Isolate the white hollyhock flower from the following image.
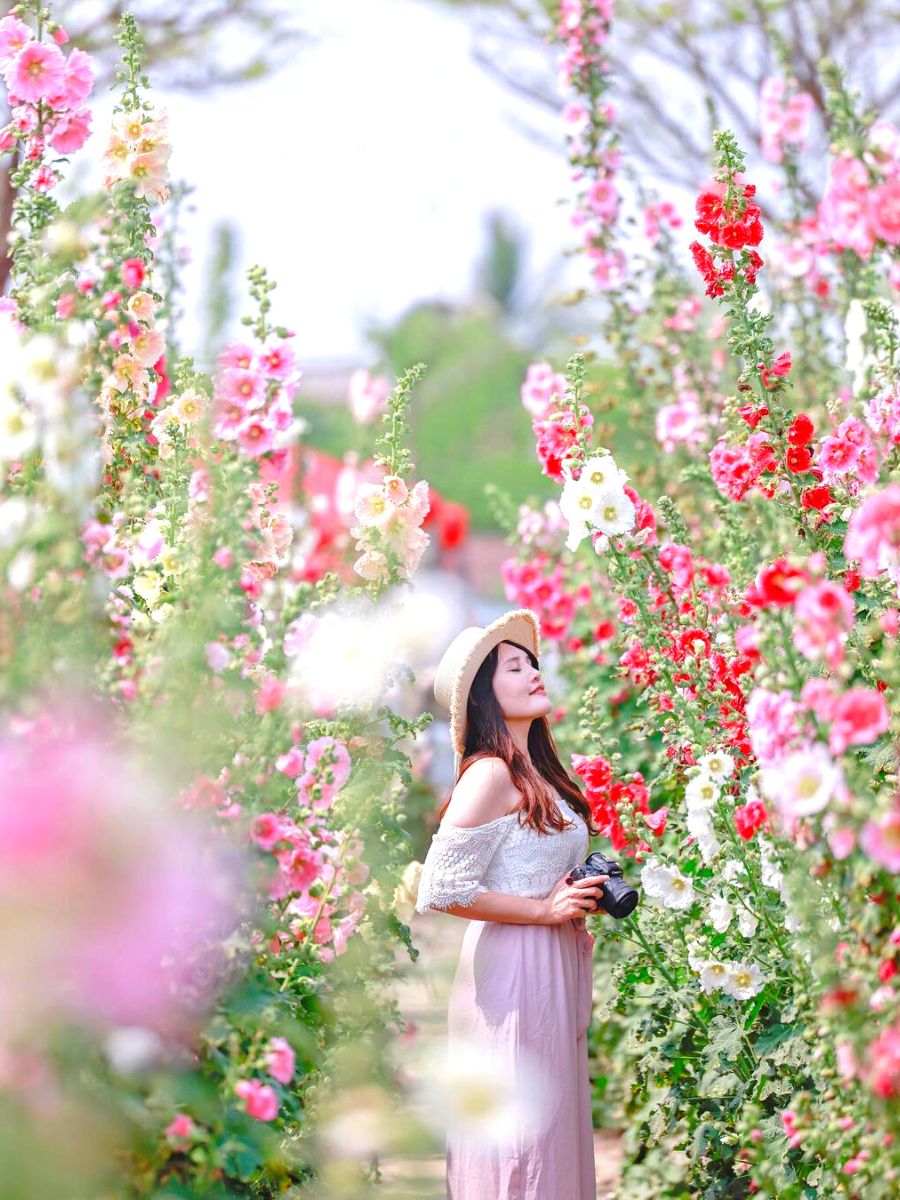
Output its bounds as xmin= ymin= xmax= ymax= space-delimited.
xmin=640 ymin=859 xmax=695 ymax=909
xmin=698 ymin=960 xmax=731 ymax=993
xmin=685 ymin=772 xmax=720 ymax=811
xmin=708 ymin=894 xmax=733 ymax=933
xmin=758 ymin=838 xmax=784 ymax=890
xmin=687 ymin=807 xmax=721 ymax=863
xmin=560 ymin=453 xmax=633 ymax=552
xmin=723 ymin=962 xmax=764 ymax=1000
xmin=737 ymin=908 xmax=759 ymax=938
xmin=760 ymin=744 xmax=842 ymax=818
xmin=721 ymin=858 xmax=747 ymax=883
xmin=697 ymin=751 xmax=735 ymax=782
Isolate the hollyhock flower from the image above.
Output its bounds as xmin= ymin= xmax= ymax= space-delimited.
xmin=869 ymin=179 xmax=900 ymax=245
xmin=533 ymin=408 xmax=593 ymax=483
xmin=7 ymin=42 xmax=66 ymax=103
xmin=521 ymin=362 xmax=567 ymax=419
xmin=697 ymin=750 xmax=735 ymax=782
xmin=865 ymin=385 xmax=900 ymax=445
xmin=353 ymin=549 xmax=390 ymax=583
xmin=828 ymin=687 xmax=890 ymax=755
xmin=265 ymin=1037 xmax=296 ymax=1085
xmin=251 ymin=813 xmax=285 ymax=851
xmin=0 ymin=16 xmax=31 ymax=68
xmin=49 ymin=107 xmax=91 ymax=154
xmin=559 ymin=454 xmax=633 ymax=551
xmin=234 ymin=1079 xmax=278 ymax=1122
xmin=863 ymin=1022 xmax=900 ymax=1097
xmin=709 ymin=433 xmax=775 ymax=502
xmin=698 ymin=960 xmax=730 ymax=993
xmin=844 ymin=484 xmax=900 ymax=579
xmin=819 ymin=155 xmax=874 ymax=258
xmin=685 ymin=773 xmax=720 ymax=811
xmin=708 ymin=894 xmax=733 ymax=932
xmin=305 ymin=737 xmax=352 ymax=789
xmin=723 ymin=962 xmax=764 ymax=1000
xmin=759 ymin=351 xmax=792 ymax=389
xmin=58 ymin=46 xmax=93 ymax=107
xmin=861 ymin=813 xmax=900 ymax=873
xmin=746 ymin=687 xmax=808 ymax=766
xmin=640 ymin=859 xmax=695 ymax=909
xmin=734 ymin=798 xmax=768 ymax=841
xmin=751 ymin=557 xmax=809 ymax=607
xmin=236 ymin=415 xmax=275 ymax=458
xmin=792 ymin=580 xmax=855 ymax=668
xmin=759 ymin=744 xmax=842 ymax=818
xmin=260 ymin=340 xmax=295 ymax=380
xmin=164 ymin=1114 xmax=197 ymax=1144
xmin=655 ymin=391 xmax=708 ymax=453
xmin=348 ymin=369 xmax=390 ymax=423
xmin=354 ymin=483 xmax=396 ymax=528
xmin=687 ymin=807 xmax=721 ymax=863
xmin=737 ymin=909 xmax=759 ymax=937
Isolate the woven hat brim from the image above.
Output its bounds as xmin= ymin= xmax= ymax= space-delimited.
xmin=442 ymin=609 xmax=540 ymax=756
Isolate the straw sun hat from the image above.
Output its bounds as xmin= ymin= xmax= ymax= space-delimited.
xmin=433 ymin=608 xmax=541 ymax=760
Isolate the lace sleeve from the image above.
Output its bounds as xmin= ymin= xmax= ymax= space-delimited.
xmin=415 ymin=816 xmax=515 ymax=914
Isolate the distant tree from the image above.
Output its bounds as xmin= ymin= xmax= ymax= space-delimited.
xmin=431 ymin=1 xmax=900 ymax=211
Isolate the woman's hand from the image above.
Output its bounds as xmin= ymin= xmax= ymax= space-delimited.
xmin=538 ymin=871 xmax=609 ymax=925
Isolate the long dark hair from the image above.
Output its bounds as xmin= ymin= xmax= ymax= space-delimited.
xmin=439 ymin=640 xmax=598 ymax=837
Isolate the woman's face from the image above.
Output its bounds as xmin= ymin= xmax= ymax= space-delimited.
xmin=491 ymin=641 xmax=551 ymax=722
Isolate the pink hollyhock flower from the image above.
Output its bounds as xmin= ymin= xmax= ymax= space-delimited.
xmin=236 ymin=415 xmax=275 ymax=458
xmin=655 ymin=391 xmax=707 ymax=454
xmin=864 ymin=1021 xmax=900 ymax=1097
xmin=296 ymin=771 xmax=337 ymax=812
xmin=0 ymin=16 xmax=31 ymax=68
xmin=521 ymin=361 xmax=567 ymax=420
xmin=869 ymin=179 xmax=900 ymax=245
xmin=275 ymin=746 xmax=305 ymax=777
xmin=844 ymin=484 xmax=900 ymax=578
xmin=164 ymin=1114 xmax=197 ymax=1143
xmin=7 ymin=42 xmax=66 ymax=103
xmin=828 ymin=686 xmax=890 ymax=755
xmin=218 ymin=342 xmax=255 ymax=371
xmin=205 ymin=641 xmax=231 ymax=673
xmin=305 ymin=736 xmax=352 ymax=789
xmin=255 ymin=674 xmax=286 ymax=715
xmin=801 ymin=676 xmax=839 ymax=722
xmin=265 ymin=1037 xmax=296 ymax=1085
xmin=827 ymin=827 xmax=856 ymax=860
xmin=49 ymin=107 xmax=91 ymax=154
xmin=348 ymin=368 xmax=390 ymax=424
xmin=216 ymin=366 xmax=265 ymax=409
xmin=861 ymin=812 xmax=900 ymax=872
xmin=58 ymin=46 xmax=93 ymax=107
xmin=251 ymin=813 xmax=285 ymax=851
xmin=211 ymin=545 xmax=233 ymax=568
xmin=55 ymin=292 xmax=76 ymax=319
xmin=234 ymin=1079 xmax=278 ymax=1121
xmin=260 ymin=341 xmax=295 ymax=380
xmin=745 ymin=687 xmax=808 ymax=767
xmin=122 ymin=257 xmax=145 ymax=288
xmin=792 ymin=580 xmax=855 ymax=668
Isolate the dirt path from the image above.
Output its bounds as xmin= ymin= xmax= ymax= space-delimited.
xmin=377 ymin=911 xmax=624 ymax=1198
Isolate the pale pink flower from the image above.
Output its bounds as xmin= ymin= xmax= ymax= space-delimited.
xmin=130 ymin=326 xmax=165 ymax=368
xmin=275 ymin=746 xmax=305 ymax=777
xmin=383 ymin=474 xmax=408 ymax=505
xmin=6 ymin=43 xmax=66 ymax=103
xmin=521 ymin=362 xmax=567 ymax=420
xmin=844 ymin=484 xmax=900 ymax=578
xmin=0 ymin=16 xmax=31 ymax=68
xmin=218 ymin=343 xmax=255 ymax=371
xmin=217 ymin=366 xmax=265 ymax=410
xmin=57 ymin=46 xmax=93 ymax=107
xmin=259 ymin=341 xmax=296 ymax=380
xmin=353 ymin=549 xmax=390 ymax=583
xmin=348 ymin=368 xmax=390 ymax=424
xmin=827 ymin=827 xmax=856 ymax=860
xmin=655 ymin=391 xmax=708 ymax=454
xmin=205 ymin=641 xmax=231 ymax=673
xmin=869 ymin=180 xmax=900 ymax=245
xmin=354 ymin=483 xmax=395 ymax=528
xmin=255 ymin=675 xmax=286 ymax=715
xmin=265 ymin=1037 xmax=296 ymax=1085
xmin=128 ymin=149 xmax=170 ymax=202
xmin=828 ymin=687 xmax=891 ymax=755
xmin=746 ymin=687 xmax=808 ymax=767
xmin=234 ymin=1079 xmax=278 ymax=1121
xmin=407 ymin=478 xmax=431 ymax=524
xmin=801 ymin=676 xmax=839 ymax=722
xmin=211 ymin=545 xmax=233 ymax=568
xmin=792 ymin=580 xmax=855 ymax=668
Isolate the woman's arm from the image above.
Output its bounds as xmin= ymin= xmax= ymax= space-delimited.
xmin=440 ymin=875 xmax=605 ymax=925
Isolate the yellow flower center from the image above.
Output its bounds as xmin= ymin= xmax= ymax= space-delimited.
xmin=578 ymin=495 xmax=592 ymax=511
xmin=602 ymin=503 xmax=618 ymax=521
xmin=590 ymin=470 xmax=608 ymax=485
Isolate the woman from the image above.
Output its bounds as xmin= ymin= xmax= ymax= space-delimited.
xmin=416 ymin=608 xmax=607 ymax=1200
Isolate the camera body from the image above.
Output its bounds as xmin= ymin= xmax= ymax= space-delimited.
xmin=568 ymin=851 xmax=639 ymax=919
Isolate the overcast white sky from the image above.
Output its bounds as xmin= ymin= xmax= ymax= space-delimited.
xmin=148 ymin=0 xmax=574 ymax=365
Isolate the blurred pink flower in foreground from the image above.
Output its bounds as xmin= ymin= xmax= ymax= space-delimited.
xmin=0 ymin=702 xmax=247 ymax=1040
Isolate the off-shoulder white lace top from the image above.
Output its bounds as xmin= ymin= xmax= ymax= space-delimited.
xmin=415 ymin=788 xmax=590 ymax=914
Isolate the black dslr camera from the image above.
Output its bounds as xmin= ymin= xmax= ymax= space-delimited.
xmin=569 ymin=852 xmax=639 ymax=919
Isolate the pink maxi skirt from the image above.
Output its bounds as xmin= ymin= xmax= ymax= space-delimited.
xmin=446 ymin=916 xmax=596 ymax=1200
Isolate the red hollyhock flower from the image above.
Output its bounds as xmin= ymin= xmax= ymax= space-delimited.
xmin=751 ymin=557 xmax=809 ymax=607
xmin=737 ymin=403 xmax=769 ymax=428
xmin=644 ymin=807 xmax=668 ymax=836
xmin=787 ymin=413 xmax=815 ymax=445
xmin=744 ymin=248 xmax=764 ymax=285
xmin=801 ymin=484 xmax=832 ymax=511
xmin=734 ymin=798 xmax=768 ymax=840
xmin=786 ymin=445 xmax=812 ymax=473
xmin=759 ymin=351 xmax=792 ymax=389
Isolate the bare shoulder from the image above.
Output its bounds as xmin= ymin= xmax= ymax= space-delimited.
xmin=442 ymin=757 xmax=521 ymax=828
